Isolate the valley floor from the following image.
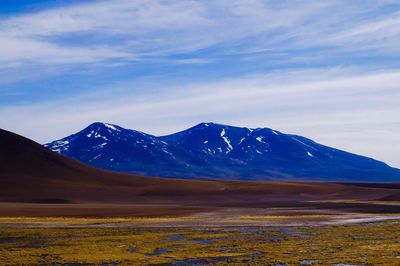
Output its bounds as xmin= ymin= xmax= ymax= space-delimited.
xmin=1 ymin=217 xmax=400 ymax=265
xmin=1 ymin=200 xmax=400 ymax=265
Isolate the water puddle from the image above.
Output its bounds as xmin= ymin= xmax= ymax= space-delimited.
xmin=251 ymin=251 xmax=263 ymax=258
xmin=167 ymin=234 xmax=215 ymax=245
xmin=25 ymin=242 xmax=48 ymax=248
xmin=299 ymin=259 xmax=318 ymax=265
xmin=171 ymin=256 xmax=230 ymax=265
xmin=0 ymin=238 xmax=15 ymax=244
xmin=128 ymin=246 xmax=137 ymax=253
xmin=145 ymin=248 xmax=169 ymax=257
xmin=238 ymin=227 xmax=310 ymax=242
xmin=191 ymin=239 xmax=214 ymax=244
xmin=281 ymin=228 xmax=311 ymax=238
xmin=168 ymin=234 xmax=184 ymax=241
xmin=238 ymin=228 xmax=258 ymax=233
xmin=269 ymin=236 xmax=284 ymax=242
xmin=331 ymin=215 xmax=400 ymax=225
xmin=219 ymin=246 xmax=231 ymax=253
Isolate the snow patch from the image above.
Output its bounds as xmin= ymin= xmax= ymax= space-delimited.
xmin=162 ymin=148 xmax=175 ymax=159
xmin=47 ymin=140 xmax=70 ymax=153
xmin=256 ymin=136 xmax=265 ymax=143
xmin=220 ymin=129 xmax=233 ymax=152
xmin=87 ymin=130 xmax=94 ymax=138
xmin=87 ymin=130 xmax=108 ymax=141
xmin=292 ymin=137 xmax=317 ymax=151
xmin=91 ymin=154 xmax=102 ymax=161
xmin=103 ymin=123 xmax=118 ymax=131
xmin=50 ymin=140 xmax=69 ymax=147
xmin=95 ymin=143 xmax=108 ymax=149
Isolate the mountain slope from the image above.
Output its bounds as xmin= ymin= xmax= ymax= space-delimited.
xmin=45 ymin=122 xmax=400 ymax=182
xmin=7 ymin=128 xmax=399 ymax=206
xmin=46 ymin=122 xmax=194 ymax=177
xmin=0 ymin=127 xmax=229 ymax=203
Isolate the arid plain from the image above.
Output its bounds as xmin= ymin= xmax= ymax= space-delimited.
xmin=2 ymin=129 xmax=400 ymax=265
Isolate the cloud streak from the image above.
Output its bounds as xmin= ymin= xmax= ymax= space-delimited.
xmin=1 ymin=68 xmax=399 ymax=167
xmin=0 ymin=1 xmax=399 ymax=167
xmin=1 ymin=0 xmax=400 ymax=68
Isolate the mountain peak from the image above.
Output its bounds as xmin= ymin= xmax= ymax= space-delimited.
xmin=192 ymin=122 xmax=253 ymax=131
xmin=193 ymin=122 xmax=224 ymax=129
xmin=85 ymin=122 xmax=121 ymax=131
xmin=45 ymin=122 xmax=400 ymax=182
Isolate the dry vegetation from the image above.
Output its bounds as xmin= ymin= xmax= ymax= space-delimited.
xmin=1 ymin=218 xmax=400 ymax=265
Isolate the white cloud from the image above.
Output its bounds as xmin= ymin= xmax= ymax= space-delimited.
xmin=1 ymin=0 xmax=399 ymax=68
xmin=0 ymin=0 xmax=211 ymax=66
xmin=1 ymin=68 xmax=399 ymax=167
xmin=1 ymin=1 xmax=399 ymax=168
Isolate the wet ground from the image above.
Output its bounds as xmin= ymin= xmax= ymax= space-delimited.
xmin=1 ymin=201 xmax=400 ymax=265
xmin=1 ymin=218 xmax=400 ymax=265
xmin=2 ymin=205 xmax=400 ymax=229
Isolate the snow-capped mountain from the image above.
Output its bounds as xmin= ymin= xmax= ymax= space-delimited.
xmin=45 ymin=122 xmax=400 ymax=181
xmin=44 ymin=122 xmax=194 ymax=176
xmin=160 ymin=123 xmax=251 ymax=158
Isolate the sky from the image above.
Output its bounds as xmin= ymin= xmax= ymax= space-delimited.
xmin=0 ymin=0 xmax=399 ymax=167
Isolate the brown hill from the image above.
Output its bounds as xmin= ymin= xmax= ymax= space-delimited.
xmin=0 ymin=128 xmax=230 ymax=203
xmin=1 ymin=128 xmax=400 ymax=216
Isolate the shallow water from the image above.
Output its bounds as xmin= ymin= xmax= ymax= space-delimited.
xmin=337 ymin=215 xmax=400 ymax=224
xmin=0 ymin=238 xmax=14 ymax=244
xmin=190 ymin=239 xmax=214 ymax=244
xmin=171 ymin=256 xmax=230 ymax=265
xmin=145 ymin=248 xmax=169 ymax=257
xmin=299 ymin=259 xmax=318 ymax=265
xmin=26 ymin=242 xmax=48 ymax=248
xmin=128 ymin=246 xmax=137 ymax=253
xmin=168 ymin=234 xmax=184 ymax=241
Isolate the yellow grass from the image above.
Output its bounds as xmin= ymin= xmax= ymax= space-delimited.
xmin=1 ymin=218 xmax=400 ymax=265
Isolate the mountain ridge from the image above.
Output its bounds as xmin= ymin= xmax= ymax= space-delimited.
xmin=45 ymin=122 xmax=400 ymax=182
xmin=4 ymin=127 xmax=400 ymax=214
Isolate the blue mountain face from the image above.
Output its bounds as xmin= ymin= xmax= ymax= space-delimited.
xmin=45 ymin=122 xmax=400 ymax=182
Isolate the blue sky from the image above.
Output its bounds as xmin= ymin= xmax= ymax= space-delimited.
xmin=0 ymin=0 xmax=399 ymax=167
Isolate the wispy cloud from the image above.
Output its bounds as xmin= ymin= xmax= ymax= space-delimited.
xmin=1 ymin=67 xmax=399 ymax=166
xmin=1 ymin=0 xmax=399 ymax=68
xmin=0 ymin=0 xmax=217 ymax=66
xmin=0 ymin=1 xmax=399 ymax=167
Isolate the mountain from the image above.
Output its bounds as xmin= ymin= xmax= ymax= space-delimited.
xmin=45 ymin=122 xmax=400 ymax=182
xmin=0 ymin=127 xmax=209 ymax=203
xmin=0 ymin=127 xmax=308 ymax=204
xmin=7 ymin=127 xmax=399 ymax=210
xmin=45 ymin=122 xmax=194 ymax=177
